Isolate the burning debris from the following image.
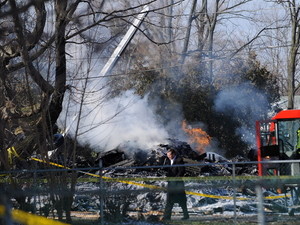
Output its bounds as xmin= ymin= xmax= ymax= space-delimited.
xmin=94 ymin=138 xmax=254 ymax=178
xmin=182 ymin=120 xmax=211 ymax=155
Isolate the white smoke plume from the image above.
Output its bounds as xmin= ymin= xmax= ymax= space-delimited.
xmin=213 ymin=82 xmax=270 ymax=147
xmin=60 ymin=90 xmax=170 ymax=152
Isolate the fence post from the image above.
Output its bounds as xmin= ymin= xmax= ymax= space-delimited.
xmin=232 ymin=163 xmax=237 ymax=224
xmin=255 ymin=184 xmax=265 ymax=225
xmin=33 ymin=164 xmax=37 ymax=214
xmin=99 ymin=159 xmax=104 ymax=225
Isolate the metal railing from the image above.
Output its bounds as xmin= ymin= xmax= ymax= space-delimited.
xmin=1 ymin=159 xmax=300 ymax=224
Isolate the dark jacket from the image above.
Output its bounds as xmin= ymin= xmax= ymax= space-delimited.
xmin=165 ymin=156 xmax=185 ymax=177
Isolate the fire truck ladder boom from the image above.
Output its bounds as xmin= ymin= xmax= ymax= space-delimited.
xmin=99 ymin=5 xmax=149 ymax=77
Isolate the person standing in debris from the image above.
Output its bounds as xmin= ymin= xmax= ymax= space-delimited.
xmin=163 ymin=148 xmax=189 ymax=220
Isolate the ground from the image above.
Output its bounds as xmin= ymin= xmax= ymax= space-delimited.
xmin=70 ymin=211 xmax=300 ymax=225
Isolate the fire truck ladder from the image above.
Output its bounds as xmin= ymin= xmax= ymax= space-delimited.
xmin=99 ymin=5 xmax=149 ymax=77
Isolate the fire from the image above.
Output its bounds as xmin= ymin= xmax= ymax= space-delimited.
xmin=182 ymin=120 xmax=211 ymax=154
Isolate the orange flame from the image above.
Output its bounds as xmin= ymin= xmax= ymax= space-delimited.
xmin=182 ymin=120 xmax=211 ymax=154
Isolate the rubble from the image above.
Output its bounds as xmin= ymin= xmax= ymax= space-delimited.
xmin=69 ymin=138 xmax=296 ymax=223
xmin=5 ymin=137 xmax=296 ymax=224
xmin=95 ymin=138 xmax=254 ymax=178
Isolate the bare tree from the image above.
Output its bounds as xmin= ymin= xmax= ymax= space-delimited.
xmin=0 ymin=0 xmax=182 ymax=221
xmin=180 ymin=0 xmax=198 ymax=64
xmin=285 ymin=0 xmax=300 ymax=109
xmin=257 ymin=0 xmax=300 ymax=108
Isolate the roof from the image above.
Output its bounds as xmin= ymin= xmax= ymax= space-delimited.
xmin=272 ymin=109 xmax=300 ymax=120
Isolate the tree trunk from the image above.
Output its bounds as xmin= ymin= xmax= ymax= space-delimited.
xmin=287 ymin=0 xmax=300 ymax=109
xmin=48 ymin=0 xmax=68 ymax=127
xmin=180 ymin=0 xmax=198 ymax=65
xmin=208 ymin=0 xmax=219 ymax=83
xmin=167 ymin=0 xmax=174 ymax=43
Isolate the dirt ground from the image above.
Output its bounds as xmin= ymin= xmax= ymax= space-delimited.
xmin=70 ymin=211 xmax=300 ymax=225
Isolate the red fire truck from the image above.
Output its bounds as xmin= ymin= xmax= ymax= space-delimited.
xmin=256 ymin=109 xmax=300 ymax=215
xmin=256 ymin=109 xmax=300 ymax=176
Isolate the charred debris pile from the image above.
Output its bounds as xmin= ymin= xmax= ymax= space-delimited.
xmin=8 ymin=136 xmax=256 ymax=178
xmin=92 ymin=139 xmax=257 ymax=178
xmin=73 ymin=140 xmax=293 ymax=220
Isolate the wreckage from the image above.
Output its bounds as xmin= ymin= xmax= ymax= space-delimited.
xmin=68 ymin=139 xmax=293 ymax=223
xmin=2 ymin=132 xmax=297 ymax=224
xmin=94 ymin=138 xmax=255 ymax=177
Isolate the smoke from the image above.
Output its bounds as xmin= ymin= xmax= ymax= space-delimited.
xmin=213 ymin=82 xmax=269 ymax=147
xmin=60 ymin=90 xmax=171 ymax=152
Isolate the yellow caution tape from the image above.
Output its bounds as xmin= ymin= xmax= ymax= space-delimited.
xmin=185 ymin=191 xmax=249 ymax=200
xmin=12 ymin=209 xmax=70 ymax=225
xmin=7 ymin=146 xmax=19 ymax=165
xmin=31 ymin=158 xmax=67 ymax=169
xmin=30 ymin=157 xmax=163 ymax=190
xmin=0 ymin=155 xmax=292 ymax=201
xmin=0 ymin=205 xmax=5 ymax=216
xmin=5 ymin=148 xmax=292 ymax=201
xmin=0 ymin=205 xmax=70 ymax=225
xmin=30 ymin=157 xmax=290 ymax=200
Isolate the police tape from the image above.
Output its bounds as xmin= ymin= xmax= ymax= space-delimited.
xmin=4 ymin=147 xmax=289 ymax=201
xmin=0 ymin=205 xmax=70 ymax=225
xmin=29 ymin=157 xmax=291 ymax=201
xmin=0 ymin=205 xmax=4 ymax=216
xmin=30 ymin=157 xmax=164 ymax=190
xmin=0 ymin=156 xmax=293 ymax=201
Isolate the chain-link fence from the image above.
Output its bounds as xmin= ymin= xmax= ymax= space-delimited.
xmin=1 ymin=160 xmax=300 ymax=225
